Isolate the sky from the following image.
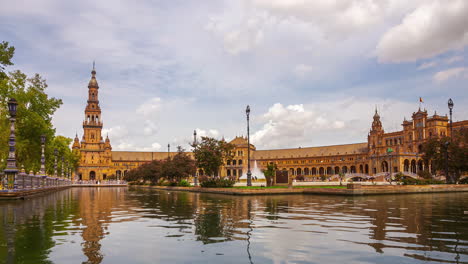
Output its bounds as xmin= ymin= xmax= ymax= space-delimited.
xmin=1 ymin=0 xmax=467 ymax=151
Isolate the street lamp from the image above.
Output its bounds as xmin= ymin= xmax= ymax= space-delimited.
xmin=4 ymin=98 xmax=18 ymax=190
xmin=246 ymin=105 xmax=252 ymax=186
xmin=386 ymin=147 xmax=393 ymax=184
xmin=167 ymin=143 xmax=170 ymax=159
xmin=445 ymin=141 xmax=450 ymax=184
xmin=193 ymin=130 xmax=198 ymax=187
xmin=39 ymin=135 xmax=47 ymax=187
xmin=448 ymin=98 xmax=454 ymax=141
xmin=54 ymin=148 xmax=58 ymax=186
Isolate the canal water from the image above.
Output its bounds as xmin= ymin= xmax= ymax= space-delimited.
xmin=0 ymin=187 xmax=467 ymax=264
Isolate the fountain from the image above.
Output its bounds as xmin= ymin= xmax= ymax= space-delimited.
xmin=239 ymin=160 xmax=266 ymax=182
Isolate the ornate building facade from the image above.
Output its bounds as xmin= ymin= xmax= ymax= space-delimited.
xmin=73 ymin=68 xmax=467 ymax=181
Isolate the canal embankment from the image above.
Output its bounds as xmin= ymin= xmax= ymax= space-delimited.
xmin=0 ymin=186 xmax=71 ymax=200
xmin=132 ymin=184 xmax=468 ymax=196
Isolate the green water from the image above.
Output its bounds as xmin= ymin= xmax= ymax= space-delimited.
xmin=0 ymin=187 xmax=467 ymax=264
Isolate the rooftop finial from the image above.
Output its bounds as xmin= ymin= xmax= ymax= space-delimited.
xmin=93 ymin=60 xmax=95 ymax=70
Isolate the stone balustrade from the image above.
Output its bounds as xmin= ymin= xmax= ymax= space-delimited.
xmin=0 ymin=172 xmax=73 ymax=192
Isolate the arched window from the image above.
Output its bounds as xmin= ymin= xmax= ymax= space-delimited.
xmin=233 ymin=160 xmax=237 ymax=166
xmin=227 ymin=169 xmax=231 ymax=176
xmin=227 ymin=160 xmax=231 ymax=166
xmin=238 ymin=159 xmax=242 ymax=165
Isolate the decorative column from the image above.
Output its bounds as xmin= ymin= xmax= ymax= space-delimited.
xmin=61 ymin=156 xmax=65 ymax=186
xmin=65 ymin=161 xmax=69 ymax=184
xmin=39 ymin=135 xmax=47 ymax=188
xmin=54 ymin=148 xmax=58 ymax=186
xmin=4 ymin=98 xmax=18 ymax=190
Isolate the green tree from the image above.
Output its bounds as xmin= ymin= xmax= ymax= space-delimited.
xmin=191 ymin=137 xmax=234 ymax=177
xmin=0 ymin=41 xmax=76 ymax=174
xmin=1 ymin=71 xmax=63 ymax=173
xmin=262 ymin=162 xmax=277 ymax=187
xmin=421 ymin=128 xmax=468 ymax=183
xmin=0 ymin=41 xmax=15 ymax=80
xmin=161 ymin=146 xmax=196 ymax=183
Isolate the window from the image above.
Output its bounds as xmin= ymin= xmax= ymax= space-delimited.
xmin=227 ymin=160 xmax=231 ymax=166
xmin=233 ymin=160 xmax=237 ymax=166
xmin=239 ymin=159 xmax=243 ymax=165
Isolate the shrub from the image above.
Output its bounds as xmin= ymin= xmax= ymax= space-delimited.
xmin=401 ymin=177 xmax=444 ymax=185
xmin=417 ymin=170 xmax=433 ymax=179
xmin=394 ymin=172 xmax=405 ymax=182
xmin=459 ymin=177 xmax=468 ymax=184
xmin=320 ymin=175 xmax=327 ymax=181
xmin=157 ymin=178 xmax=170 ymax=186
xmin=178 ymin=179 xmax=191 ymax=187
xmin=295 ymin=175 xmax=304 ymax=181
xmin=199 ymin=177 xmax=235 ymax=188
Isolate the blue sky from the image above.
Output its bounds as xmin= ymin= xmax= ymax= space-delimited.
xmin=1 ymin=0 xmax=467 ymax=151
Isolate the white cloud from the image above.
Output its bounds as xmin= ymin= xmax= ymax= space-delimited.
xmin=143 ymin=120 xmax=158 ymax=136
xmin=293 ymin=64 xmax=314 ymax=78
xmin=433 ymin=67 xmax=468 ymax=82
xmin=252 ymin=103 xmax=348 ymax=149
xmin=251 ymin=0 xmax=392 ymax=37
xmin=377 ymin=0 xmax=468 ymax=62
xmin=102 ymin=126 xmax=128 ymax=141
xmin=417 ymin=61 xmax=437 ymax=70
xmin=135 ymin=142 xmax=162 ymax=151
xmin=136 ymin=97 xmax=162 ymax=117
xmin=195 ymin=128 xmax=221 ymax=138
xmin=445 ymin=55 xmax=463 ymax=64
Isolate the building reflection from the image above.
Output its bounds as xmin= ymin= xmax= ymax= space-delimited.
xmin=1 ymin=188 xmax=466 ymax=264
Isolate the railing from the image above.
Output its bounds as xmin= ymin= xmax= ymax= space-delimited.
xmin=0 ymin=171 xmax=72 ymax=192
xmin=72 ymin=180 xmax=127 ymax=185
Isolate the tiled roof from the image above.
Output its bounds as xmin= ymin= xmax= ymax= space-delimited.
xmin=252 ymin=143 xmax=368 ymax=159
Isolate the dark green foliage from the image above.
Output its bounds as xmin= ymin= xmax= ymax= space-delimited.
xmin=0 ymin=41 xmax=15 ymax=80
xmin=178 ymin=179 xmax=191 ymax=187
xmin=191 ymin=136 xmax=234 ymax=177
xmin=459 ymin=177 xmax=468 ymax=184
xmin=262 ymin=162 xmax=277 ymax=186
xmin=199 ymin=176 xmax=235 ymax=188
xmin=421 ymin=128 xmax=468 ymax=183
xmin=0 ymin=42 xmax=76 ymax=174
xmin=417 ymin=170 xmax=433 ymax=179
xmin=124 ymin=147 xmax=196 ymax=185
xmin=400 ymin=177 xmax=444 ymax=185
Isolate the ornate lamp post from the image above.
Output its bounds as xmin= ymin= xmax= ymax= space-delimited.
xmin=246 ymin=105 xmax=252 ymax=186
xmin=445 ymin=141 xmax=450 ymax=184
xmin=448 ymin=98 xmax=454 ymax=141
xmin=193 ymin=130 xmax=198 ymax=187
xmin=54 ymin=148 xmax=58 ymax=186
xmin=4 ymin=98 xmax=18 ymax=190
xmin=65 ymin=161 xmax=69 ymax=183
xmin=40 ymin=135 xmax=47 ymax=187
xmin=387 ymin=147 xmax=393 ymax=184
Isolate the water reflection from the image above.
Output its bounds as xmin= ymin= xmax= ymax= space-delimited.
xmin=0 ymin=187 xmax=467 ymax=264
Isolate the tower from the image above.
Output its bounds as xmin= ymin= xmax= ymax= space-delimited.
xmin=76 ymin=65 xmax=112 ymax=181
xmin=368 ymin=108 xmax=384 ymax=151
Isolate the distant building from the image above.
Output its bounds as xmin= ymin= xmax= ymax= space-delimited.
xmin=73 ymin=68 xmax=467 ymax=181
